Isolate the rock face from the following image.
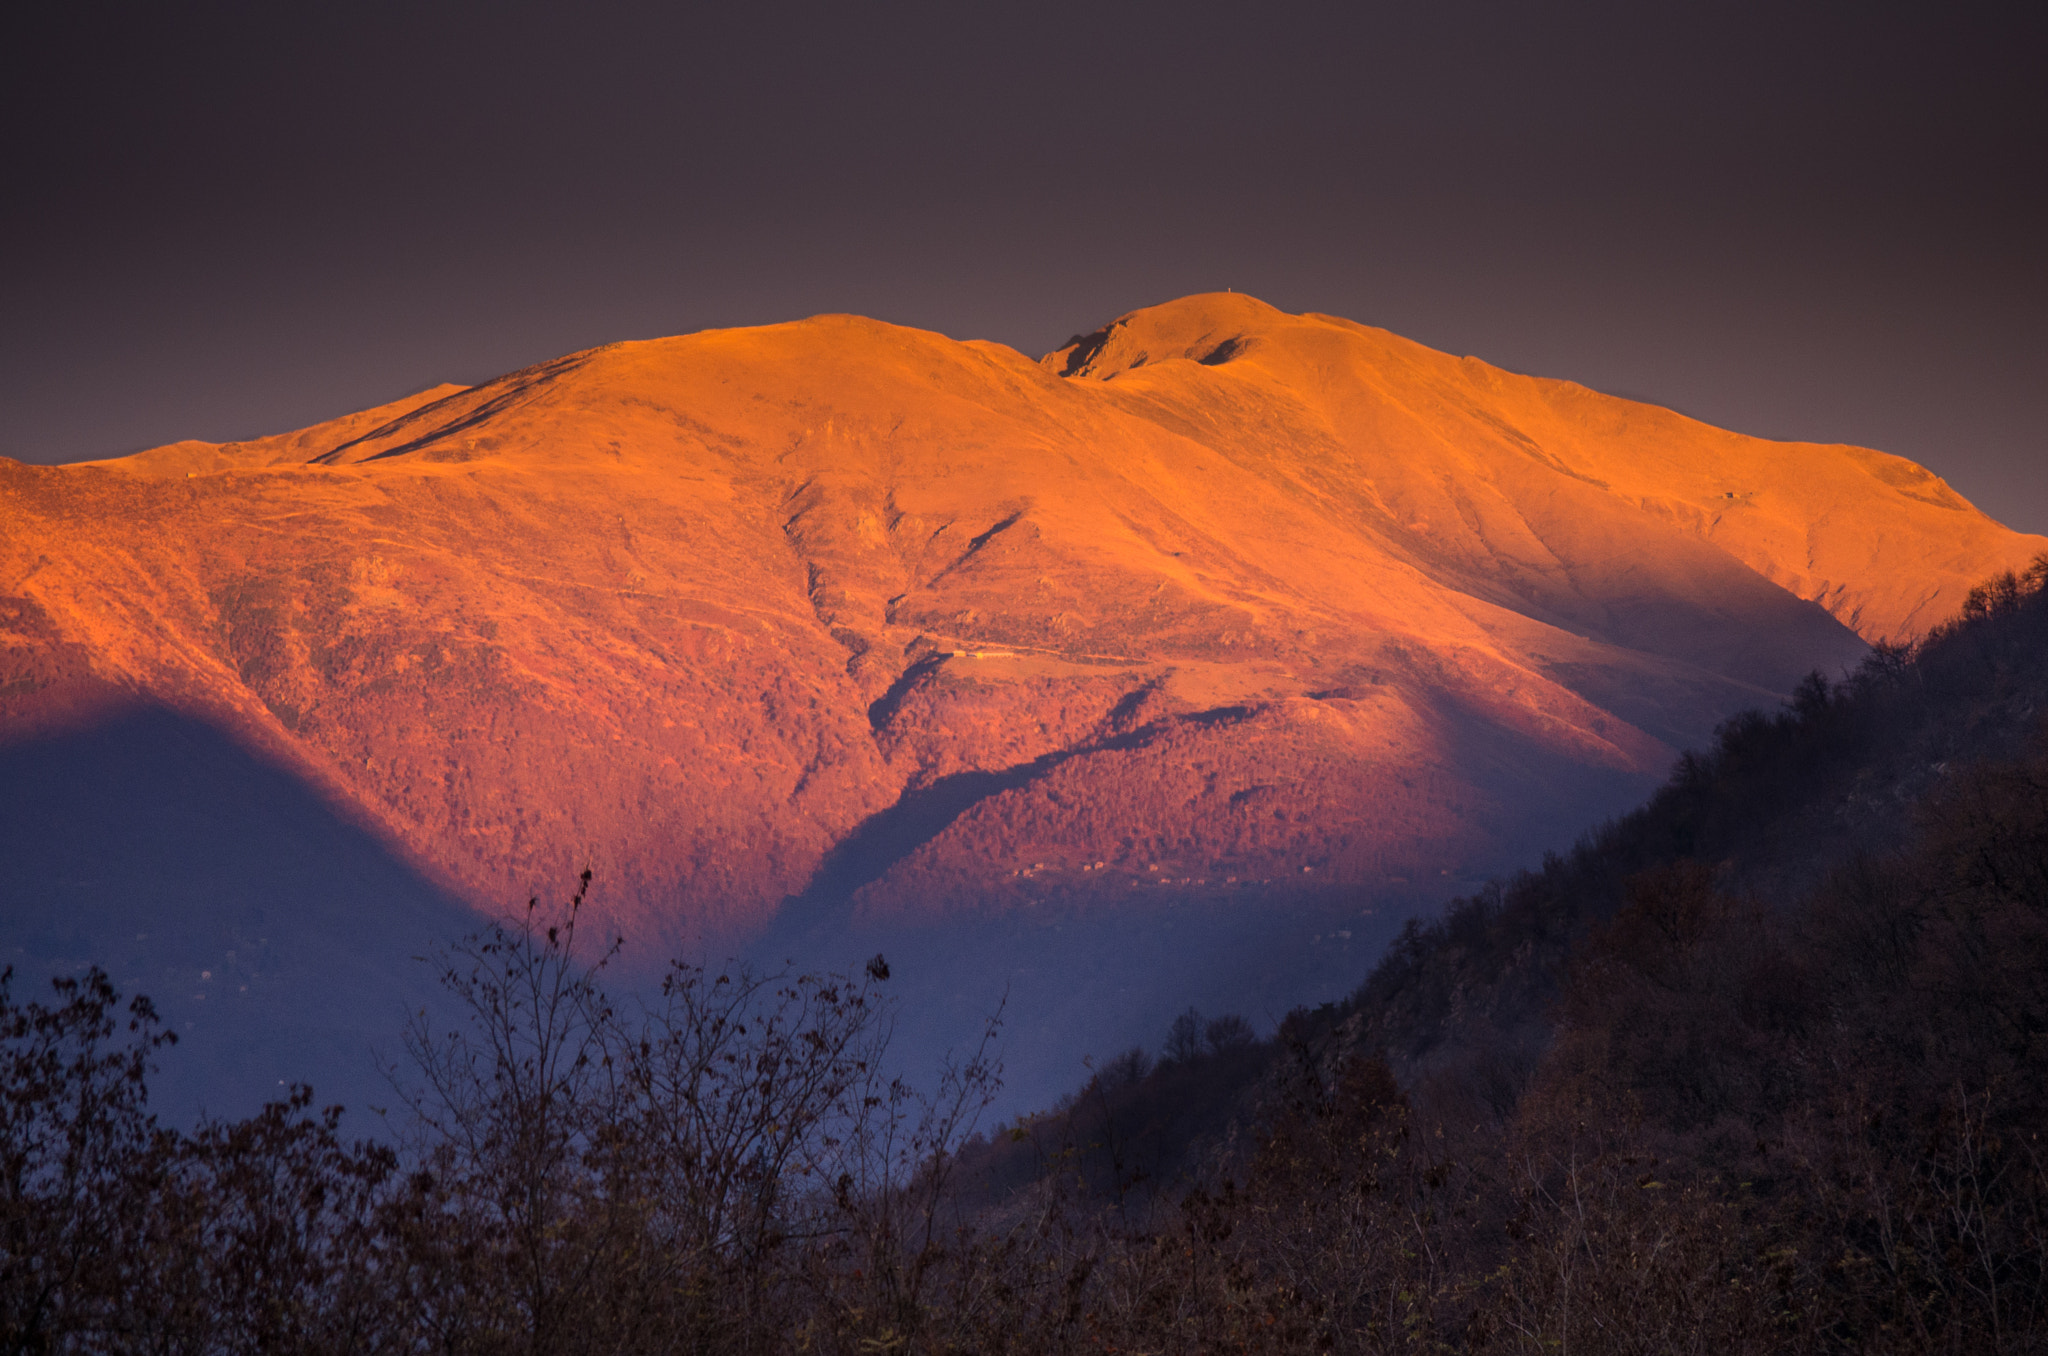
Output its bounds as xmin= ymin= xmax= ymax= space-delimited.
xmin=3 ymin=293 xmax=2040 ymax=972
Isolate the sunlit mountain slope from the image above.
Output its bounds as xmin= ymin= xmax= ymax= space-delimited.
xmin=3 ymin=294 xmax=2037 ymax=963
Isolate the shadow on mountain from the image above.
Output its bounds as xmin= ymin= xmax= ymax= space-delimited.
xmin=866 ymin=652 xmax=948 ymax=733
xmin=758 ymin=694 xmax=1644 ymax=1119
xmin=0 ymin=704 xmax=478 ymax=1130
xmin=773 ymin=706 xmax=1260 ymax=945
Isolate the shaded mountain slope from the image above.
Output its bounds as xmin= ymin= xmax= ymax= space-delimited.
xmin=0 ymin=698 xmax=474 ymax=1124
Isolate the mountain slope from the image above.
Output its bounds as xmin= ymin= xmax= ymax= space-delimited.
xmin=2 ymin=293 xmax=2039 ymax=1107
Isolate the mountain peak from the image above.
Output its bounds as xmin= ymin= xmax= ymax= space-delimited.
xmin=1042 ymin=291 xmax=1290 ymax=378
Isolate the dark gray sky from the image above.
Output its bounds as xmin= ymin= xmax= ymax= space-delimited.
xmin=5 ymin=1 xmax=2043 ymax=531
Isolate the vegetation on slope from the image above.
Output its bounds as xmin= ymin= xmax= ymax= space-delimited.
xmin=1348 ymin=552 xmax=2048 ymax=1090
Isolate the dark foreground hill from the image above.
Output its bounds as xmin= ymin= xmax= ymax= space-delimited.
xmin=1348 ymin=551 xmax=2048 ymax=1095
xmin=8 ymin=559 xmax=2044 ymax=1353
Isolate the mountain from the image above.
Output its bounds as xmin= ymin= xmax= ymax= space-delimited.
xmin=2 ymin=293 xmax=2039 ymax=1114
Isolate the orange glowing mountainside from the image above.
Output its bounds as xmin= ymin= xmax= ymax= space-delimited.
xmin=4 ymin=293 xmax=2039 ymax=954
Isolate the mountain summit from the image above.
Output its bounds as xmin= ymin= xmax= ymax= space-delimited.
xmin=3 ymin=294 xmax=2039 ymax=1111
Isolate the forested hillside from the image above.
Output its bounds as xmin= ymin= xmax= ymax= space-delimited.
xmin=1348 ymin=551 xmax=2048 ymax=1091
xmin=944 ymin=553 xmax=2048 ymax=1350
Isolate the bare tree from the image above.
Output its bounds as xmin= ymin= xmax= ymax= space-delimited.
xmin=1204 ymin=1014 xmax=1255 ymax=1054
xmin=386 ymin=869 xmax=633 ymax=1354
xmin=0 ymin=966 xmax=173 ymax=1354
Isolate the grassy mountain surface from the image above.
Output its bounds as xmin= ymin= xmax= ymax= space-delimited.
xmin=8 ymin=293 xmax=2034 ymax=950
